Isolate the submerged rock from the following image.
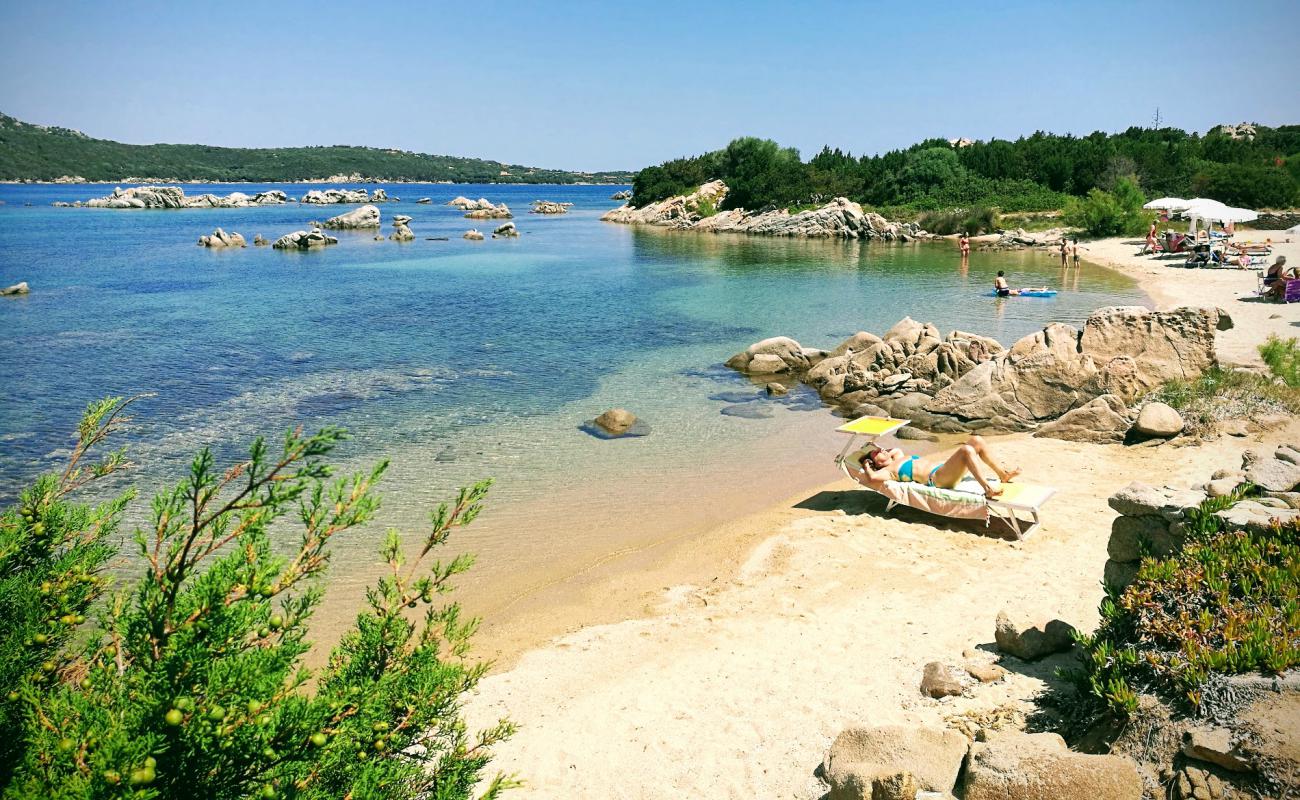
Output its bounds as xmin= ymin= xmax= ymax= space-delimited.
xmin=582 ymin=408 xmax=650 ymax=439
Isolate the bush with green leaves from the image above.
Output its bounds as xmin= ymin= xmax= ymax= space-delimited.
xmin=1260 ymin=335 xmax=1300 ymax=388
xmin=1061 ymin=177 xmax=1148 ymax=237
xmin=916 ymin=206 xmax=999 ymax=236
xmin=0 ymin=397 xmax=515 ymax=799
xmin=1068 ymin=490 xmax=1300 ymax=716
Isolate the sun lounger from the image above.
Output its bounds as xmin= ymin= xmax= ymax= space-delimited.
xmin=833 ymin=418 xmax=1057 ymax=540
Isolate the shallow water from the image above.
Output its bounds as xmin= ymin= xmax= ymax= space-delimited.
xmin=0 ymin=182 xmax=1145 ymax=599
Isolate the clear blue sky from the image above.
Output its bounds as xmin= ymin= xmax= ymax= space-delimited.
xmin=1 ymin=0 xmax=1297 ymax=171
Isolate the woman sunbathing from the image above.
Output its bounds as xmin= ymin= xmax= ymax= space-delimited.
xmin=847 ymin=435 xmax=1021 ymax=497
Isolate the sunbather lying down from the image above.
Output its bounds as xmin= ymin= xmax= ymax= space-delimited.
xmin=845 ymin=435 xmax=1021 ymax=498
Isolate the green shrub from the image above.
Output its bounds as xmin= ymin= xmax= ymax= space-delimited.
xmin=1149 ymin=366 xmax=1300 ymax=437
xmin=694 ymin=196 xmax=718 ymax=218
xmin=1068 ymin=491 xmax=1300 ymax=715
xmin=0 ymin=398 xmax=515 ymax=799
xmin=1061 ymin=177 xmax=1148 ymax=237
xmin=1260 ymin=335 xmax=1300 ymax=387
xmin=916 ymin=206 xmax=999 ymax=235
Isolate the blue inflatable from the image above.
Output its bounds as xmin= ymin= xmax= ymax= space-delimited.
xmin=989 ymin=289 xmax=1057 ymax=298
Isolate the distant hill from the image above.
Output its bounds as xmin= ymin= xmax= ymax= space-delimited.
xmin=0 ymin=113 xmax=633 ymax=184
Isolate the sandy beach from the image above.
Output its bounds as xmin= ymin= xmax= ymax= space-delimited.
xmin=463 ymin=233 xmax=1300 ymax=798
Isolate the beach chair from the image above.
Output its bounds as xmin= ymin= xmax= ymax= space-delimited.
xmin=833 ymin=417 xmax=1057 ymax=540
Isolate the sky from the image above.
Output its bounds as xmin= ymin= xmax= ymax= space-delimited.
xmin=1 ymin=0 xmax=1298 ymax=172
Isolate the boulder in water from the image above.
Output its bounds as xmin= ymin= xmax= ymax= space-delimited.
xmin=492 ymin=222 xmax=519 ymax=238
xmin=272 ymin=228 xmax=339 ymax=250
xmin=2 ymin=282 xmax=30 ymax=296
xmin=322 ymin=204 xmax=381 ymax=229
xmin=197 ymin=227 xmax=247 ymax=247
xmin=390 ymin=215 xmax=415 ymax=241
xmin=463 ymin=229 xmax=485 ymax=241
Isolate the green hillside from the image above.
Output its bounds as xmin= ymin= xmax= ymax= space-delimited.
xmin=0 ymin=113 xmax=633 ymax=184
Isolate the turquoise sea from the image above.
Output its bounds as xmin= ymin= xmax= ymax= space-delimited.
xmin=0 ymin=183 xmax=1146 ymax=614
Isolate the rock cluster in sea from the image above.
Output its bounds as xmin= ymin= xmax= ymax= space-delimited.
xmin=726 ymin=306 xmax=1233 ymax=435
xmin=610 ymin=189 xmax=632 ymax=201
xmin=601 ymin=180 xmax=927 ymax=240
xmin=272 ymin=228 xmax=339 ymax=250
xmin=530 ymin=200 xmax=573 ymax=214
xmin=197 ymin=228 xmax=247 ymax=247
xmin=390 ymin=215 xmax=414 ymax=241
xmin=56 ymin=186 xmax=290 ymax=209
xmin=300 ymin=188 xmax=388 ymax=204
xmin=321 ymin=204 xmax=381 ymax=230
xmin=492 ymin=222 xmax=518 ymax=238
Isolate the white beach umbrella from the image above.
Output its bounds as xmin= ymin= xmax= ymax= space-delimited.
xmin=1182 ymin=198 xmax=1258 ymax=224
xmin=1143 ymin=197 xmax=1192 ymax=211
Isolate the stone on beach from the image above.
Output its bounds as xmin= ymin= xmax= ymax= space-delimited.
xmin=1034 ymin=394 xmax=1132 ymax=444
xmin=993 ymin=609 xmax=1076 ymax=660
xmin=322 ymin=204 xmax=381 ymax=229
xmin=961 ymin=731 xmax=1143 ymax=800
xmin=919 ymin=662 xmax=964 ymax=698
xmin=2 ymin=282 xmax=30 ymax=296
xmin=1133 ymin=402 xmax=1183 ymax=438
xmin=822 ymin=725 xmax=968 ymax=798
xmin=197 ymin=227 xmax=246 ymax=247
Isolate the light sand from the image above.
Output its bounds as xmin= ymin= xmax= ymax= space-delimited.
xmin=463 ymin=235 xmax=1300 ymax=798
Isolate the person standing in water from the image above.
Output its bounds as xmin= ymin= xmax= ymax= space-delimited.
xmin=1059 ymin=238 xmax=1069 ymax=267
xmin=1071 ymin=238 xmax=1081 ymax=267
xmin=959 ymin=233 xmax=971 ymax=258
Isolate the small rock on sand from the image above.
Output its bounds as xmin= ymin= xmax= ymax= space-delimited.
xmin=920 ymin=662 xmax=964 ymax=698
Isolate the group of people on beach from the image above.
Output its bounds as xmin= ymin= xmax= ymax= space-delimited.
xmin=1264 ymin=255 xmax=1295 ymax=301
xmin=958 ymin=234 xmax=1071 ymax=298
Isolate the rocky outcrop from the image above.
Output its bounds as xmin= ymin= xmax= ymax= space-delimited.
xmin=463 ymin=229 xmax=484 ymax=241
xmin=390 ymin=215 xmax=414 ymax=241
xmin=2 ymin=282 xmax=30 ymax=296
xmin=726 ymin=307 xmax=1231 ymax=434
xmin=961 ymin=732 xmax=1142 ymax=800
xmin=197 ymin=228 xmax=246 ymax=247
xmin=272 ymin=228 xmax=339 ymax=250
xmin=448 ymin=196 xmax=503 ymax=211
xmin=602 ymin=180 xmax=923 ymax=240
xmin=322 ymin=204 xmax=381 ymax=229
xmin=68 ymin=186 xmax=290 ymax=209
xmin=252 ymin=234 xmax=269 ymax=246
xmin=492 ymin=222 xmax=518 ymax=238
xmin=610 ymin=189 xmax=632 ymax=200
xmin=530 ymin=200 xmax=573 ymax=214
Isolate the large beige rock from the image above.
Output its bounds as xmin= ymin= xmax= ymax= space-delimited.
xmin=822 ymin=726 xmax=968 ymax=798
xmin=1034 ymin=394 xmax=1132 ymax=443
xmin=2 ymin=281 xmax=30 ymax=296
xmin=1133 ymin=402 xmax=1184 ymax=438
xmin=1242 ymin=447 xmax=1300 ymax=492
xmin=463 ymin=229 xmax=485 ymax=241
xmin=962 ymin=732 xmax=1142 ymax=800
xmin=924 ymin=307 xmax=1226 ymax=431
xmin=301 ymin=188 xmax=372 ymax=204
xmin=322 ymin=204 xmax=381 ymax=229
xmin=530 ymin=200 xmax=573 ymax=214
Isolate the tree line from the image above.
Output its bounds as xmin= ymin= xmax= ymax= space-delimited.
xmin=631 ymin=126 xmax=1300 ymax=213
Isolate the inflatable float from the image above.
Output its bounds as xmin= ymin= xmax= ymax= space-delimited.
xmin=988 ymin=289 xmax=1057 ymax=298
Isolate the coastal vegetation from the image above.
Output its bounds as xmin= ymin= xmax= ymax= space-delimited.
xmin=0 ymin=398 xmax=512 ymax=799
xmin=0 ymin=113 xmax=632 ymax=184
xmin=630 ymin=125 xmax=1300 ymax=216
